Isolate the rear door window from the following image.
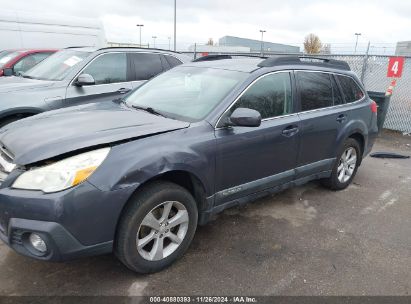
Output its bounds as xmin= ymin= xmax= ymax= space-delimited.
xmin=297 ymin=72 xmax=333 ymax=111
xmin=337 ymin=75 xmax=364 ymax=103
xmin=131 ymin=53 xmax=163 ymax=80
xmin=331 ymin=75 xmax=344 ymax=105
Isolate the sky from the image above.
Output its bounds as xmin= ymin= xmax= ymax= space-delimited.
xmin=2 ymin=0 xmax=411 ymax=53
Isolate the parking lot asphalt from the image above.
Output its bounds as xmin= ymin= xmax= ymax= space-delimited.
xmin=0 ymin=131 xmax=410 ymax=296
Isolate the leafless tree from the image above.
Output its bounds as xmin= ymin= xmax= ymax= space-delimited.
xmin=321 ymin=43 xmax=331 ymax=54
xmin=304 ymin=34 xmax=323 ymax=54
xmin=206 ymin=38 xmax=214 ymax=46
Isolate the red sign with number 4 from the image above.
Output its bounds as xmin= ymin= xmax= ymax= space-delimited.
xmin=387 ymin=57 xmax=404 ymax=78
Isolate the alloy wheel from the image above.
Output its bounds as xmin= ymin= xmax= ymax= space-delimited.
xmin=337 ymin=147 xmax=357 ymax=183
xmin=137 ymin=201 xmax=189 ymax=261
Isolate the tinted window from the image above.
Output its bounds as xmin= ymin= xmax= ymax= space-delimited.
xmin=164 ymin=55 xmax=182 ymax=68
xmin=230 ymin=72 xmax=293 ymax=119
xmin=337 ymin=75 xmax=364 ymax=103
xmin=82 ymin=53 xmax=127 ymax=85
xmin=133 ymin=53 xmax=163 ymax=80
xmin=331 ymin=76 xmax=343 ymax=105
xmin=298 ymin=72 xmax=333 ymax=111
xmin=13 ymin=53 xmax=52 ymax=74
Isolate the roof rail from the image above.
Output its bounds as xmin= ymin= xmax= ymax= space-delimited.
xmin=193 ymin=54 xmax=268 ymax=62
xmin=258 ymin=56 xmax=351 ymax=71
xmin=193 ymin=55 xmax=232 ymax=62
xmin=64 ymin=46 xmax=94 ymax=49
xmin=97 ymin=46 xmax=183 ymax=54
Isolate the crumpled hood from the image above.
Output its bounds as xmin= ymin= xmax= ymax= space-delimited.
xmin=0 ymin=101 xmax=189 ymax=165
xmin=0 ymin=76 xmax=55 ymax=93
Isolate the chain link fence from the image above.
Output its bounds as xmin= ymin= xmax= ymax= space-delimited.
xmin=182 ymin=52 xmax=411 ymax=134
xmin=324 ymin=55 xmax=411 ymax=134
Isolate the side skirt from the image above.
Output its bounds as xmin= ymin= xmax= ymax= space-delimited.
xmin=198 ymin=170 xmax=332 ymax=225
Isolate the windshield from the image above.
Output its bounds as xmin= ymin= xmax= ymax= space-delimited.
xmin=23 ymin=50 xmax=90 ymax=81
xmin=0 ymin=51 xmax=23 ymax=69
xmin=125 ymin=66 xmax=248 ymax=122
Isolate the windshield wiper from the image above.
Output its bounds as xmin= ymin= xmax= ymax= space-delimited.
xmin=20 ymin=73 xmax=34 ymax=79
xmin=131 ymin=105 xmax=166 ymax=118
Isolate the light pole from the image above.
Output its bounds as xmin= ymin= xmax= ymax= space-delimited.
xmin=136 ymin=24 xmax=144 ymax=47
xmin=168 ymin=37 xmax=171 ymax=50
xmin=173 ymin=0 xmax=177 ymax=51
xmin=354 ymin=33 xmax=361 ymax=54
xmin=152 ymin=36 xmax=157 ymax=48
xmin=259 ymin=30 xmax=266 ymax=55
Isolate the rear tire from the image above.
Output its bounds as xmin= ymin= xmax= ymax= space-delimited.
xmin=322 ymin=138 xmax=362 ymax=190
xmin=115 ymin=181 xmax=198 ymax=273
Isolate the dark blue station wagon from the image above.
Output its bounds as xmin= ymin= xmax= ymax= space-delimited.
xmin=0 ymin=56 xmax=378 ymax=273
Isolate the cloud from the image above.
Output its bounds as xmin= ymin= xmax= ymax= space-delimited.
xmin=1 ymin=0 xmax=410 ymax=51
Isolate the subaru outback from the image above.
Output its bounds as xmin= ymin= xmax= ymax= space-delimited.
xmin=0 ymin=56 xmax=378 ymax=273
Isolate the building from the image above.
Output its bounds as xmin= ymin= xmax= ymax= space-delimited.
xmin=107 ymin=42 xmax=149 ymax=48
xmin=219 ymin=36 xmax=300 ymax=53
xmin=187 ymin=44 xmax=250 ymax=53
xmin=395 ymin=41 xmax=411 ymax=56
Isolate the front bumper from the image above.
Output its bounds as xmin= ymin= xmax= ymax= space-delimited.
xmin=0 ymin=181 xmax=136 ymax=261
xmin=0 ymin=218 xmax=112 ymax=261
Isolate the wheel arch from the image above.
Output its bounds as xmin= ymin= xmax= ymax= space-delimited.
xmin=0 ymin=108 xmax=44 ymax=125
xmin=348 ymin=132 xmax=365 ymax=157
xmin=336 ymin=118 xmax=368 ymax=160
xmin=114 ymin=169 xmax=210 ymax=241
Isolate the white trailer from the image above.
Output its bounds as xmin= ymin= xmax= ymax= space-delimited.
xmin=0 ymin=10 xmax=106 ymax=49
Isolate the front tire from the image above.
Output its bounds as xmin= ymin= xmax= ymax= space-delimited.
xmin=322 ymin=138 xmax=362 ymax=190
xmin=115 ymin=181 xmax=198 ymax=273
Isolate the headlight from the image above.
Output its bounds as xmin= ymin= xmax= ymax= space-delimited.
xmin=12 ymin=147 xmax=110 ymax=193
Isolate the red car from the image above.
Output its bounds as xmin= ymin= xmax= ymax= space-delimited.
xmin=0 ymin=49 xmax=57 ymax=77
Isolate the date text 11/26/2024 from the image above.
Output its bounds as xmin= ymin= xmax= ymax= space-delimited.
xmin=149 ymin=296 xmax=258 ymax=303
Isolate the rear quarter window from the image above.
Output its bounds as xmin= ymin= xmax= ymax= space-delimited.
xmin=164 ymin=55 xmax=182 ymax=68
xmin=337 ymin=75 xmax=364 ymax=103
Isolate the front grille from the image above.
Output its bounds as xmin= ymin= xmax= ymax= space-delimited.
xmin=10 ymin=229 xmax=24 ymax=245
xmin=0 ymin=143 xmax=15 ymax=185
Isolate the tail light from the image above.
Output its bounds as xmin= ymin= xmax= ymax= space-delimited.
xmin=370 ymin=100 xmax=378 ymax=114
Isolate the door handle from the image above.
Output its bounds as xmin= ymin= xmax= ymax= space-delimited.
xmin=282 ymin=125 xmax=299 ymax=137
xmin=336 ymin=114 xmax=347 ymax=123
xmin=117 ymin=88 xmax=131 ymax=94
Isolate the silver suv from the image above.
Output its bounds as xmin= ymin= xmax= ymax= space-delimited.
xmin=0 ymin=47 xmax=190 ymax=126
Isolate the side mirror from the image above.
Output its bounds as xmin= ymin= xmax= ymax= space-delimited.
xmin=75 ymin=74 xmax=95 ymax=86
xmin=229 ymin=108 xmax=262 ymax=127
xmin=3 ymin=68 xmax=14 ymax=77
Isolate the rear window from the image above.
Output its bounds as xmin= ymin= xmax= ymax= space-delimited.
xmin=337 ymin=75 xmax=364 ymax=103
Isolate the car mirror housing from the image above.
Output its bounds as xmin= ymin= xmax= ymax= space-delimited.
xmin=75 ymin=73 xmax=95 ymax=86
xmin=229 ymin=107 xmax=262 ymax=127
xmin=3 ymin=68 xmax=14 ymax=77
